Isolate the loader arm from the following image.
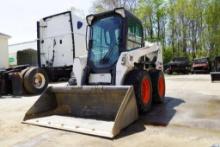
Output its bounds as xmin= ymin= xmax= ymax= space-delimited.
xmin=115 ymin=42 xmax=162 ymax=85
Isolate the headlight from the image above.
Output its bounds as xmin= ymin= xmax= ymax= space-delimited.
xmin=115 ymin=8 xmax=126 ymax=18
xmin=86 ymin=15 xmax=95 ymax=25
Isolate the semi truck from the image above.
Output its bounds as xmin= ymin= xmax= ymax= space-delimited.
xmin=0 ymin=10 xmax=87 ymax=96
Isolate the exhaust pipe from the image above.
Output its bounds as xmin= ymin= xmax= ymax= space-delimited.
xmin=22 ymin=86 xmax=138 ymax=138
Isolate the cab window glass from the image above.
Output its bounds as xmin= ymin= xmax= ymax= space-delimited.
xmin=127 ymin=18 xmax=143 ymax=50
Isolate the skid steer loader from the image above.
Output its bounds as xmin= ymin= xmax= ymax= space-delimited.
xmin=23 ymin=8 xmax=166 ymax=138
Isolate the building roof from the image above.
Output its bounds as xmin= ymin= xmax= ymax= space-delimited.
xmin=0 ymin=32 xmax=11 ymax=38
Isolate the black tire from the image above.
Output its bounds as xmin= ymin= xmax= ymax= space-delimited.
xmin=149 ymin=70 xmax=166 ymax=103
xmin=20 ymin=67 xmax=31 ymax=79
xmin=166 ymin=68 xmax=172 ymax=75
xmin=19 ymin=67 xmax=31 ymax=94
xmin=124 ymin=70 xmax=153 ymax=113
xmin=24 ymin=67 xmax=49 ymax=94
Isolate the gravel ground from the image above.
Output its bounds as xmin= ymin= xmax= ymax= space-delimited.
xmin=0 ymin=74 xmax=220 ymax=147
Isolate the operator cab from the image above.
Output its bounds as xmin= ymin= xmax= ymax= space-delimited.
xmin=83 ymin=8 xmax=144 ymax=85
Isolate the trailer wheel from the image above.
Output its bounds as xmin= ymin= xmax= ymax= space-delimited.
xmin=20 ymin=67 xmax=31 ymax=79
xmin=24 ymin=67 xmax=48 ymax=94
xmin=124 ymin=70 xmax=152 ymax=113
xmin=167 ymin=69 xmax=172 ymax=75
xmin=150 ymin=70 xmax=165 ymax=103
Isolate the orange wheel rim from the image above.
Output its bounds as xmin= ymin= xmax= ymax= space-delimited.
xmin=141 ymin=78 xmax=151 ymax=105
xmin=158 ymin=75 xmax=165 ymax=97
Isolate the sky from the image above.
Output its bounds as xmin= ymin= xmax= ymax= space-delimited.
xmin=0 ymin=0 xmax=94 ymax=44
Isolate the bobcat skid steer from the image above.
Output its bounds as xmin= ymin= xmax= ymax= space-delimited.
xmin=23 ymin=8 xmax=166 ymax=138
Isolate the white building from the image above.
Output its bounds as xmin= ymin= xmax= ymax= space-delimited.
xmin=0 ymin=32 xmax=10 ymax=69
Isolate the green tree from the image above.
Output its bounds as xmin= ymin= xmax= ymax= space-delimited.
xmin=206 ymin=0 xmax=220 ymax=57
xmin=135 ymin=0 xmax=154 ymax=40
xmin=91 ymin=0 xmax=220 ymax=61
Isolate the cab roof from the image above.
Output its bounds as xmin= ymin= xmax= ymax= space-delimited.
xmin=86 ymin=7 xmax=142 ymax=26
